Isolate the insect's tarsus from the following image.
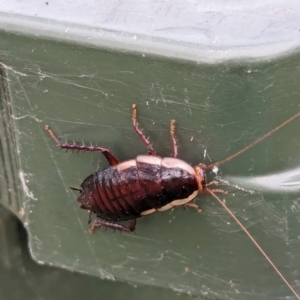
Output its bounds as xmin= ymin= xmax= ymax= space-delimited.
xmin=45 ymin=125 xmax=119 ymax=165
xmin=132 ymin=104 xmax=157 ymax=155
xmin=170 ymin=119 xmax=178 ymax=158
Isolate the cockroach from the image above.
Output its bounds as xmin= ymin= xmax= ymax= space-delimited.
xmin=45 ymin=105 xmax=300 ymax=299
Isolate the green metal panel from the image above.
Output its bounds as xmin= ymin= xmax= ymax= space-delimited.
xmin=1 ymin=29 xmax=300 ymax=299
xmin=0 ymin=205 xmax=195 ymax=300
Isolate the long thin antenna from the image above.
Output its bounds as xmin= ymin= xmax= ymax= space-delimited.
xmin=205 ymin=111 xmax=300 ymax=169
xmin=207 ymin=189 xmax=300 ymax=300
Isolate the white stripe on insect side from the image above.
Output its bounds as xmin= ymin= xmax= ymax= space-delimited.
xmin=136 ymin=155 xmax=162 ymax=165
xmin=156 ymin=203 xmax=173 ymax=212
xmin=170 ymin=190 xmax=198 ymax=206
xmin=141 ymin=190 xmax=198 ymax=215
xmin=161 ymin=157 xmax=195 ymax=174
xmin=116 ymin=159 xmax=136 ymax=172
xmin=140 ymin=208 xmax=156 ymax=216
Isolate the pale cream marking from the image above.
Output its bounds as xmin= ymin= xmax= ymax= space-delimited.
xmin=136 ymin=155 xmax=162 ymax=165
xmin=162 ymin=157 xmax=195 ymax=174
xmin=157 ymin=203 xmax=174 ymax=211
xmin=140 ymin=208 xmax=156 ymax=216
xmin=116 ymin=159 xmax=136 ymax=172
xmin=155 ymin=190 xmax=198 ymax=213
xmin=170 ymin=190 xmax=198 ymax=206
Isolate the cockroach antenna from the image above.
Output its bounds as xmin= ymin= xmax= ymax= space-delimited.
xmin=204 ymin=110 xmax=300 ymax=169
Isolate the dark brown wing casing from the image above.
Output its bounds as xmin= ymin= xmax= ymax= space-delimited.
xmin=77 ymin=155 xmax=199 ymax=222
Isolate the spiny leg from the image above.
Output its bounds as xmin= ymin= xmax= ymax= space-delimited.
xmin=170 ymin=119 xmax=178 ymax=158
xmin=207 ymin=180 xmax=219 ymax=187
xmin=206 ymin=188 xmax=228 ymax=195
xmin=184 ymin=179 xmax=226 ymax=213
xmin=89 ymin=218 xmax=137 ymax=233
xmin=45 ymin=125 xmax=119 ymax=166
xmin=205 ymin=181 xmax=228 ymax=195
xmin=185 ymin=202 xmax=202 ymax=213
xmin=132 ymin=104 xmax=156 ymax=155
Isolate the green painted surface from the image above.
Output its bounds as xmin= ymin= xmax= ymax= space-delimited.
xmin=1 ymin=31 xmax=300 ymax=299
xmin=0 ymin=205 xmax=195 ymax=300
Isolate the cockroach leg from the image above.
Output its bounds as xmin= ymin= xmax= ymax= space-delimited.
xmin=170 ymin=119 xmax=178 ymax=158
xmin=206 ymin=180 xmax=219 ymax=187
xmin=45 ymin=125 xmax=119 ymax=166
xmin=89 ymin=218 xmax=137 ymax=233
xmin=185 ymin=202 xmax=202 ymax=213
xmin=128 ymin=219 xmax=137 ymax=231
xmin=205 ymin=181 xmax=228 ymax=194
xmin=197 ymin=162 xmax=209 ymax=169
xmin=132 ymin=104 xmax=156 ymax=155
xmin=207 ymin=189 xmax=228 ymax=195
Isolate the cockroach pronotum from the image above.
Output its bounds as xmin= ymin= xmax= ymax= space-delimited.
xmin=45 ymin=104 xmax=300 ymax=299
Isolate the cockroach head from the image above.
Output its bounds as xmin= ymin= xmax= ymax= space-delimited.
xmin=194 ymin=165 xmax=207 ymax=192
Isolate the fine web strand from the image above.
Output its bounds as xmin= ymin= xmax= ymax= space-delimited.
xmin=207 ymin=189 xmax=300 ymax=300
xmin=206 ymin=111 xmax=300 ymax=168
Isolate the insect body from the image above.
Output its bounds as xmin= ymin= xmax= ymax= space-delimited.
xmin=45 ymin=104 xmax=300 ymax=299
xmin=79 ymin=156 xmax=203 ymax=225
xmin=45 ymin=105 xmax=214 ymax=232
